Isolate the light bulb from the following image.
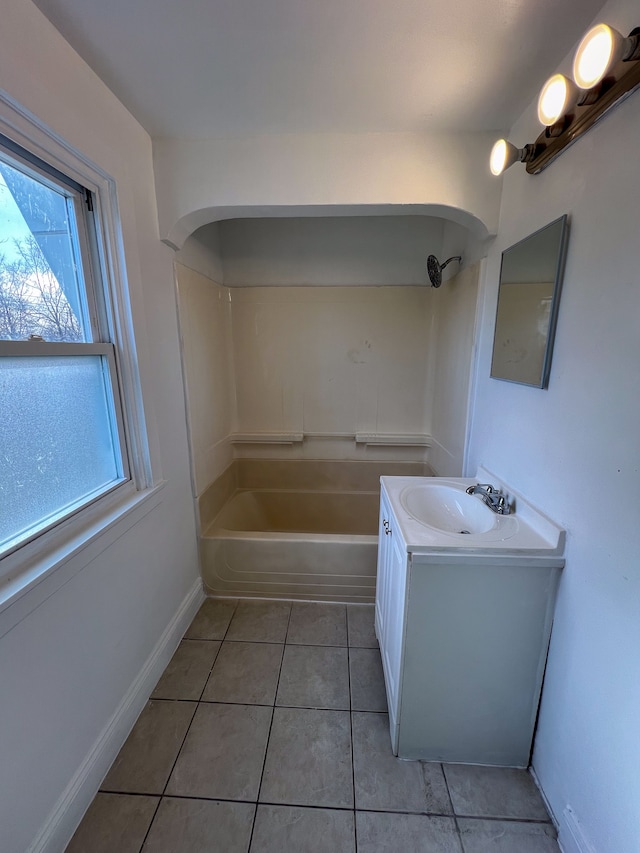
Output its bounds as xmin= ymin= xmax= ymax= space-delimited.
xmin=537 ymin=74 xmax=578 ymax=126
xmin=573 ymin=23 xmax=623 ymax=89
xmin=490 ymin=139 xmax=508 ymax=176
xmin=490 ymin=139 xmax=523 ymax=176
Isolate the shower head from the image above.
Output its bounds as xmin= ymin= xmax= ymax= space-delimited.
xmin=426 ymin=254 xmax=462 ymax=288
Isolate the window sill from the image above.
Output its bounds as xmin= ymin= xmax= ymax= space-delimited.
xmin=0 ymin=481 xmax=166 ymax=635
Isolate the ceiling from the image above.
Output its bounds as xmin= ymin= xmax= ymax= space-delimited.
xmin=32 ymin=0 xmax=606 ymax=139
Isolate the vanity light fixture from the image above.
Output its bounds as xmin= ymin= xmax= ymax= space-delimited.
xmin=573 ymin=23 xmax=640 ymax=89
xmin=537 ymin=74 xmax=580 ymax=127
xmin=489 ymin=21 xmax=640 ymax=175
xmin=489 ymin=139 xmax=536 ymax=176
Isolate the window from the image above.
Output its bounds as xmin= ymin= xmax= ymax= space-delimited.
xmin=0 ymin=134 xmax=131 ymax=559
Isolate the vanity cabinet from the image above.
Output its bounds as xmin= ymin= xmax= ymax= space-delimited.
xmin=375 ymin=480 xmax=564 ymax=767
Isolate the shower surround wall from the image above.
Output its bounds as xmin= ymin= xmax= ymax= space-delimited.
xmin=175 ymin=264 xmax=236 ymax=495
xmin=428 ymin=263 xmax=480 ymax=477
xmin=230 ymin=284 xmax=433 ymax=454
xmin=175 ymin=217 xmax=480 ymax=500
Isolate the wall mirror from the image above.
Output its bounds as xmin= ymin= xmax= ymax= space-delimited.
xmin=491 ymin=214 xmax=569 ymax=388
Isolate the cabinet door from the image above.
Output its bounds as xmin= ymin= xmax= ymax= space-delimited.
xmin=374 ymin=492 xmax=392 ymax=648
xmin=382 ymin=525 xmax=407 ymax=729
xmin=375 ymin=490 xmax=408 ymax=751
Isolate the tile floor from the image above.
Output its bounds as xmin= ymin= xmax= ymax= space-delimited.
xmin=67 ymin=600 xmax=559 ymax=853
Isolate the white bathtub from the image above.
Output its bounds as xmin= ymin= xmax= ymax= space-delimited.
xmin=201 ymin=490 xmax=379 ymax=602
xmin=198 ymin=460 xmax=432 ymax=603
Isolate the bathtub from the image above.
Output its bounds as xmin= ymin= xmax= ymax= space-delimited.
xmin=198 ymin=459 xmax=432 ymax=603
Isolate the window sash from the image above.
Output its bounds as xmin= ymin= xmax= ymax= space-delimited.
xmin=0 ymin=341 xmax=131 ymax=558
xmin=0 ymin=139 xmax=103 ymax=344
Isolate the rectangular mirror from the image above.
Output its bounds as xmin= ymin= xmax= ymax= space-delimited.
xmin=491 ymin=214 xmax=569 ymax=388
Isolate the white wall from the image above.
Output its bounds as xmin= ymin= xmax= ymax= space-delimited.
xmin=175 ymin=223 xmax=224 ymax=283
xmin=0 ymin=1 xmax=200 ymax=850
xmin=466 ymin=1 xmax=640 ymax=849
xmin=175 ymin=262 xmax=236 ymax=495
xmin=218 ymin=216 xmax=445 ymax=286
xmin=153 ymin=131 xmax=500 ymax=250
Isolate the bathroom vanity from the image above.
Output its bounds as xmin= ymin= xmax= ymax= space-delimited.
xmin=375 ymin=473 xmax=565 ymax=767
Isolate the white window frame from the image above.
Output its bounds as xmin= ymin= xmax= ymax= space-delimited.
xmin=0 ymin=92 xmax=160 ymax=610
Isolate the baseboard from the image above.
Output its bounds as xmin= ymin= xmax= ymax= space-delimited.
xmin=529 ymin=765 xmax=558 ymax=828
xmin=529 ymin=767 xmax=596 ymax=853
xmin=27 ymin=578 xmax=205 ymax=853
xmin=557 ymin=806 xmax=597 ymax=853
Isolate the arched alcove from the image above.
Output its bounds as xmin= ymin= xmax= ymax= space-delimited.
xmin=167 ymin=202 xmax=491 ymax=255
xmin=153 ymin=131 xmax=500 ymax=252
xmin=176 ymin=210 xmax=490 ymax=289
xmin=173 ymin=206 xmax=489 ymax=498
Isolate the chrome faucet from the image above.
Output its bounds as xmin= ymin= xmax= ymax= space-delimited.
xmin=465 ymin=483 xmax=512 ymax=515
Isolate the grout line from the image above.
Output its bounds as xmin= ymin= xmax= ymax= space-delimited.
xmin=97 ymin=789 xmax=163 ymax=799
xmin=194 ymin=636 xmax=377 ymax=649
xmin=97 ymin=787 xmax=555 ymax=826
xmin=347 ymin=637 xmax=358 ymax=853
xmin=272 ymin=703 xmax=351 ymax=712
xmin=445 ymin=813 xmax=556 ymax=826
xmin=146 ymin=696 xmax=200 ymax=703
xmin=134 ymin=700 xmax=198 ymax=852
xmin=283 ymin=640 xmax=352 ymax=650
xmin=99 ymin=787 xmax=500 ymax=820
xmin=247 ymin=602 xmax=293 ymax=850
xmin=146 ymin=697 xmax=385 ymax=713
xmin=137 ymin=601 xmax=238 ymax=852
xmin=285 ymin=602 xmax=349 ymax=647
xmin=194 ymin=606 xmax=237 ymax=704
xmin=439 ymin=762 xmax=456 ymax=818
xmin=179 ymin=637 xmax=222 ymax=643
xmin=455 ymin=813 xmax=464 ymax=847
xmin=440 ymin=763 xmax=465 ymax=850
xmin=207 ymin=639 xmax=285 ymax=646
xmin=145 ymin=698 xmax=384 ymax=712
xmin=354 ymin=806 xmax=464 ymax=817
xmin=182 ymin=604 xmax=240 ymax=645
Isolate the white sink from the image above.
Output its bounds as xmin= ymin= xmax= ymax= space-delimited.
xmin=400 ymin=483 xmax=498 ymax=534
xmin=382 ymin=474 xmax=565 ymax=555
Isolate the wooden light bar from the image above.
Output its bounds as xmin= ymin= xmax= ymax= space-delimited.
xmin=526 ymin=27 xmax=640 ymax=174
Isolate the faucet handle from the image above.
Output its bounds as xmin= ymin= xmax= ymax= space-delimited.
xmin=466 ymin=483 xmax=494 ymax=495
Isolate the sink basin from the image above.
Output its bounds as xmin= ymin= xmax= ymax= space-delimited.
xmin=383 ymin=474 xmax=563 ymax=552
xmin=400 ymin=483 xmax=497 ymax=535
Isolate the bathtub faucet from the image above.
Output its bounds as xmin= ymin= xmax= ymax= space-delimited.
xmin=465 ymin=483 xmax=512 ymax=515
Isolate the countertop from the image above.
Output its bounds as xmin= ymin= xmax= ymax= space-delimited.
xmin=380 ymin=475 xmax=565 ymax=561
